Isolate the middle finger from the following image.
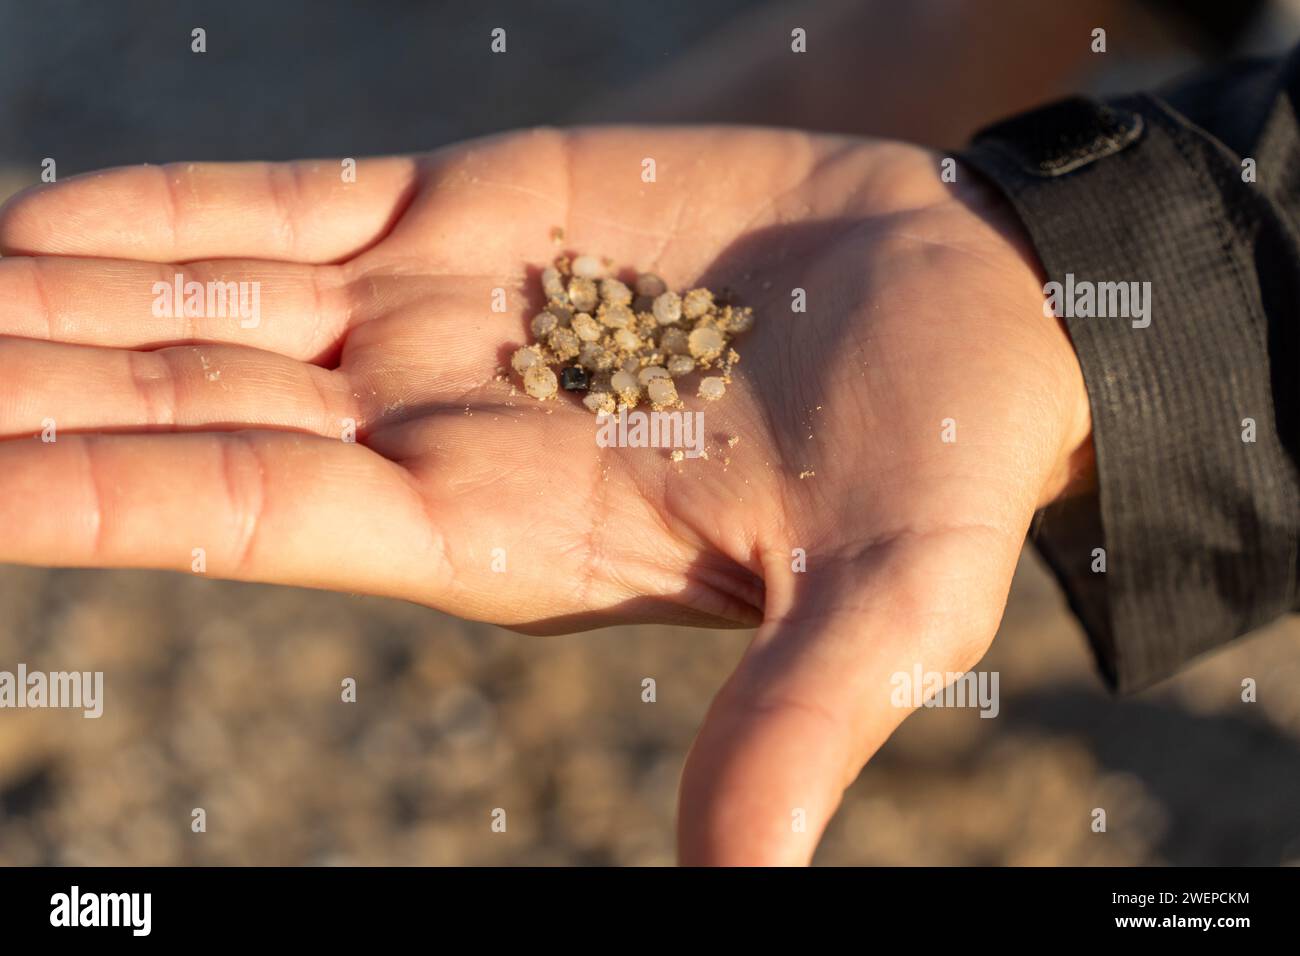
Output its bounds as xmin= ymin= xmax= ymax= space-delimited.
xmin=0 ymin=255 xmax=358 ymax=362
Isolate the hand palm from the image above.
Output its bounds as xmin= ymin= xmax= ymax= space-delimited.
xmin=0 ymin=127 xmax=1089 ymax=863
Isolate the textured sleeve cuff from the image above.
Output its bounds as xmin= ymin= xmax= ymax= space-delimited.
xmin=960 ymin=94 xmax=1300 ymax=691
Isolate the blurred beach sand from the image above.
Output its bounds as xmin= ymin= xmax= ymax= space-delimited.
xmin=3 ymin=538 xmax=1298 ymax=865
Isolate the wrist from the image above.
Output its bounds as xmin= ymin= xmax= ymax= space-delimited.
xmin=954 ymin=166 xmax=1096 ymax=506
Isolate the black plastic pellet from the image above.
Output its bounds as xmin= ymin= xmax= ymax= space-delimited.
xmin=560 ymin=366 xmax=589 ymax=391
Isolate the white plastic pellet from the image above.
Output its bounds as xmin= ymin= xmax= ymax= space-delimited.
xmin=524 ymin=364 xmax=558 ymax=400
xmin=583 ymin=391 xmax=615 ymax=414
xmin=600 ymin=277 xmax=632 ymax=306
xmin=682 ymin=288 xmax=714 ymax=319
xmin=724 ymin=307 xmax=754 ymax=333
xmin=511 ymin=346 xmax=542 ymax=375
xmin=660 ymin=327 xmax=689 ymax=355
xmin=547 ymin=327 xmax=580 ymax=361
xmin=572 ymin=255 xmax=606 ymax=279
xmin=610 ymin=370 xmax=640 ymax=401
xmin=635 ymin=273 xmax=667 ymax=297
xmin=637 ymin=365 xmax=670 ymax=386
xmin=688 ymin=326 xmax=724 ymax=361
xmin=568 ymin=277 xmax=599 ymax=312
xmin=531 ymin=311 xmax=558 ymax=337
xmin=652 ymin=291 xmax=682 ymax=325
xmin=646 ymin=377 xmax=678 ymax=407
xmin=542 ymin=266 xmax=568 ymax=303
xmin=572 ymin=312 xmax=603 ymax=341
xmin=614 ymin=328 xmax=642 ymax=352
xmin=578 ymin=342 xmax=615 ymax=371
xmin=599 ymin=303 xmax=633 ymax=328
xmin=698 ymin=376 xmax=726 ymax=401
xmin=667 ymin=354 xmax=695 ymax=377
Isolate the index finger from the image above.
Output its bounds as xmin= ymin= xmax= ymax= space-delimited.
xmin=0 ymin=157 xmax=420 ymax=264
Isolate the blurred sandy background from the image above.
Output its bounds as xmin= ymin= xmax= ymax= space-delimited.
xmin=1 ymin=0 xmax=1298 ymax=865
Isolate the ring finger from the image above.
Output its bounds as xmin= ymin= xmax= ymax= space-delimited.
xmin=0 ymin=336 xmax=365 ymax=441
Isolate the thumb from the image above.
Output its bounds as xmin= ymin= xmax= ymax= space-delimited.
xmin=676 ymin=527 xmax=1022 ymax=865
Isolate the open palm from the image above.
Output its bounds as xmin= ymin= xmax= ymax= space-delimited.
xmin=0 ymin=126 xmax=1090 ymax=864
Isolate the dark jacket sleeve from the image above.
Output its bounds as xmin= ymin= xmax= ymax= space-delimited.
xmin=959 ymin=50 xmax=1300 ymax=691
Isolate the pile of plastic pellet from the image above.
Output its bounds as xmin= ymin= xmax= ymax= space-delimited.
xmin=510 ymin=253 xmax=754 ymax=413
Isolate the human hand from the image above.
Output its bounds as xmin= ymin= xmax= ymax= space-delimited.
xmin=0 ymin=127 xmax=1091 ymax=863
